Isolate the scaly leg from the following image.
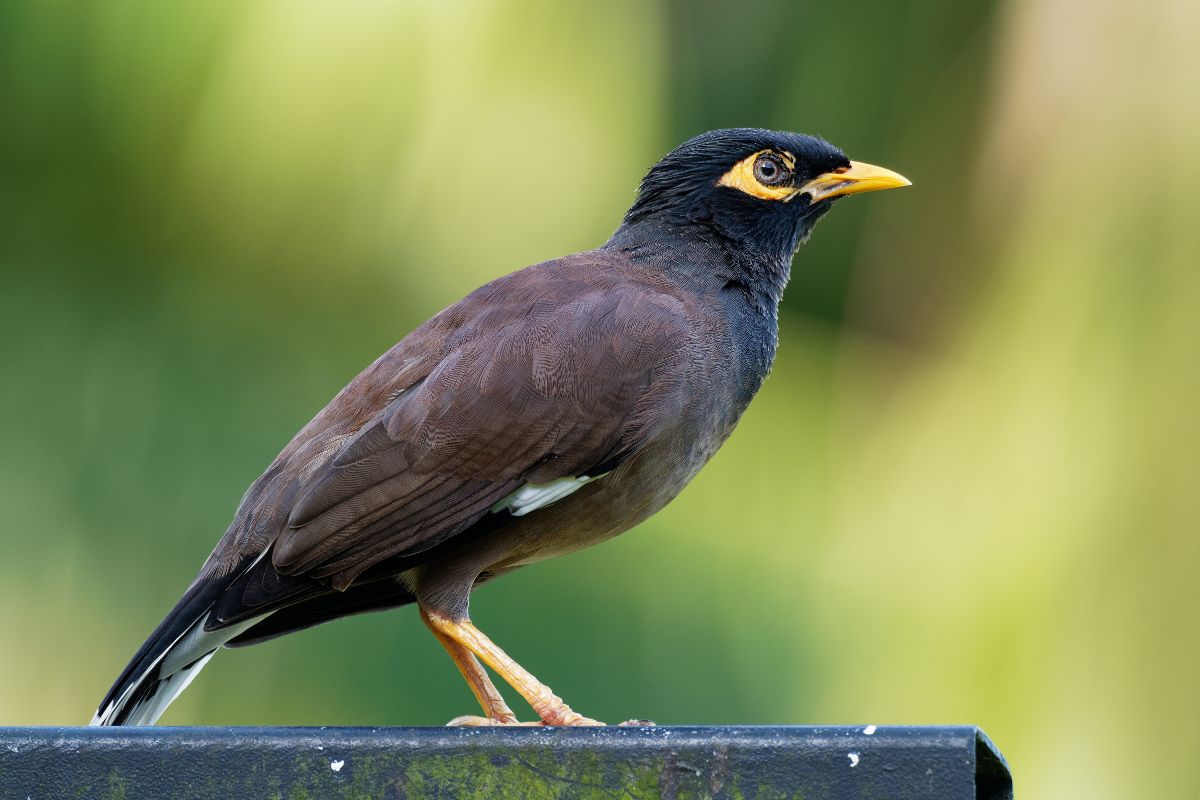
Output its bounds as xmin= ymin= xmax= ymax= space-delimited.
xmin=420 ymin=608 xmax=522 ymax=726
xmin=422 ymin=608 xmax=602 ymax=726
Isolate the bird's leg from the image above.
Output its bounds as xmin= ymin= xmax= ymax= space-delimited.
xmin=419 ymin=608 xmax=521 ymax=726
xmin=421 ymin=609 xmax=602 ymax=726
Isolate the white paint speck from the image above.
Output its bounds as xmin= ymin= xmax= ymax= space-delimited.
xmin=848 ymin=752 xmax=860 ymax=768
xmin=330 ymin=759 xmax=345 ymax=772
xmin=863 ymin=725 xmax=877 ymax=735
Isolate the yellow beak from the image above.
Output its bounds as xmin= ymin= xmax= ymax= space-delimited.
xmin=798 ymin=160 xmax=911 ymax=203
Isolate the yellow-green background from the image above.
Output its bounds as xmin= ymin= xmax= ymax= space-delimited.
xmin=2 ymin=1 xmax=1196 ymax=796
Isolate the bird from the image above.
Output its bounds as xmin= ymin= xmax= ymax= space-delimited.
xmin=91 ymin=128 xmax=908 ymax=727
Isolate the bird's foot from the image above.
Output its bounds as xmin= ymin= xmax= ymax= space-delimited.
xmin=445 ymin=711 xmax=648 ymax=728
xmin=531 ymin=699 xmax=604 ymax=726
xmin=547 ymin=714 xmax=605 ymax=727
xmin=421 ymin=611 xmax=605 ymax=728
xmin=445 ymin=714 xmax=542 ymax=727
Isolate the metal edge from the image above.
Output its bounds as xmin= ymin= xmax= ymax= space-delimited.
xmin=973 ymin=727 xmax=1014 ymax=800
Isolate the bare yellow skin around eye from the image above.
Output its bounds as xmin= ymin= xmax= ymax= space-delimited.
xmin=716 ymin=150 xmax=801 ymax=202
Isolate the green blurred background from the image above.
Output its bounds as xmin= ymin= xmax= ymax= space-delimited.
xmin=1 ymin=0 xmax=1196 ymax=796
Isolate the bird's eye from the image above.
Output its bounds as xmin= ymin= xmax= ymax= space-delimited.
xmin=753 ymin=155 xmax=787 ymax=186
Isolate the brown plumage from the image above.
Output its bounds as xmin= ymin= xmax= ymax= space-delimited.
xmin=92 ymin=128 xmax=908 ymax=726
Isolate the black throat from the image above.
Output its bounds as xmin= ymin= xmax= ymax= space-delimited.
xmin=603 ymin=217 xmax=793 ymax=313
xmin=603 ymin=218 xmax=789 ymax=411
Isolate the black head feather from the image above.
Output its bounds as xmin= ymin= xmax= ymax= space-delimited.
xmin=622 ymin=128 xmax=851 ymax=260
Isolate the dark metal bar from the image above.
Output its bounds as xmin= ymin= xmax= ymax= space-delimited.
xmin=0 ymin=725 xmax=1011 ymax=799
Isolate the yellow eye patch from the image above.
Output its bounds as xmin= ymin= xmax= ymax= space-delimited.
xmin=716 ymin=150 xmax=801 ymax=202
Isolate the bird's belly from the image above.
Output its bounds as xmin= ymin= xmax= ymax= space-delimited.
xmin=493 ymin=413 xmax=735 ymax=570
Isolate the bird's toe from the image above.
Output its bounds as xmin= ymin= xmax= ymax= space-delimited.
xmin=558 ymin=715 xmax=605 ymax=727
xmin=446 ymin=714 xmax=543 ymax=727
xmin=446 ymin=714 xmax=500 ymax=727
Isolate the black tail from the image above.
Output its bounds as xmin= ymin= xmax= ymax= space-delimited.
xmin=91 ymin=558 xmax=416 ymax=725
xmin=89 ymin=572 xmax=253 ymax=726
xmin=91 ymin=577 xmax=217 ymax=725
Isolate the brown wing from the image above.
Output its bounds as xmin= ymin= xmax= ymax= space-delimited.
xmin=269 ymin=262 xmax=693 ymax=589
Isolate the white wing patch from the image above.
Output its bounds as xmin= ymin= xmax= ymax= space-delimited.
xmin=491 ymin=474 xmax=605 ymax=517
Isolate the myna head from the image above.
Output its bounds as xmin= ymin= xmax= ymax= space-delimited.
xmin=624 ymin=128 xmax=910 ymax=260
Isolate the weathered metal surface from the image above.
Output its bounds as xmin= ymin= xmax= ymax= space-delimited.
xmin=0 ymin=725 xmax=1011 ymax=799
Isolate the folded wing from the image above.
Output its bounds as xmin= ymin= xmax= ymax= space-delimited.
xmin=270 ymin=271 xmax=693 ymax=590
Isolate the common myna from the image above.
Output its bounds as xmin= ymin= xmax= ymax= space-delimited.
xmin=92 ymin=128 xmax=908 ymax=727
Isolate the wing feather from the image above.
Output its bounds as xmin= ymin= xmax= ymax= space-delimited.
xmin=225 ymin=259 xmax=694 ymax=593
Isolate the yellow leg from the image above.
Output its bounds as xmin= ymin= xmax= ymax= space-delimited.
xmin=422 ymin=609 xmax=603 ymax=726
xmin=420 ymin=608 xmax=521 ymax=725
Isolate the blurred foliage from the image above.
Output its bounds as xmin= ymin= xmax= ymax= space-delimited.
xmin=1 ymin=1 xmax=1197 ymax=797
